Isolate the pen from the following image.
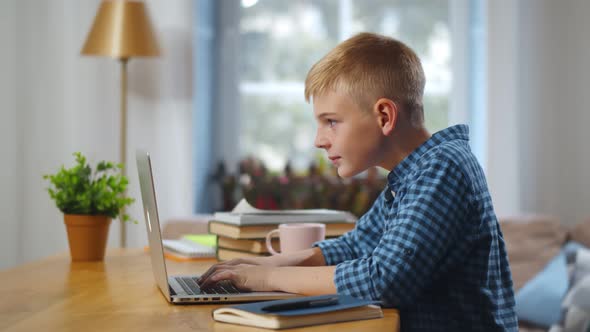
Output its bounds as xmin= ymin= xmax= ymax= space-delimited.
xmin=262 ymin=296 xmax=340 ymax=312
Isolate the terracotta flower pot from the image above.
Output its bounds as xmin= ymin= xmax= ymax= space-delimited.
xmin=64 ymin=214 xmax=112 ymax=261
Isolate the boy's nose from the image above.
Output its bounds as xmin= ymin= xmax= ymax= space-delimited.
xmin=314 ymin=130 xmax=330 ymax=149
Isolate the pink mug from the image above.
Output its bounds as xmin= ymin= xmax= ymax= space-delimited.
xmin=265 ymin=223 xmax=326 ymax=255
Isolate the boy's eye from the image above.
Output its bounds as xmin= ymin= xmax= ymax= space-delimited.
xmin=327 ymin=119 xmax=336 ymax=128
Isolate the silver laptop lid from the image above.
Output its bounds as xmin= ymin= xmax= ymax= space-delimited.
xmin=136 ymin=150 xmax=171 ymax=299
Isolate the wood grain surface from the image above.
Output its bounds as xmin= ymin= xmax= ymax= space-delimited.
xmin=0 ymin=249 xmax=399 ymax=331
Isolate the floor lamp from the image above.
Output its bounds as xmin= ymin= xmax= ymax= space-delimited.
xmin=81 ymin=0 xmax=160 ymax=248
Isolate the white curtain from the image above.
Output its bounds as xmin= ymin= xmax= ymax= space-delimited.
xmin=487 ymin=0 xmax=590 ymax=225
xmin=0 ymin=0 xmax=195 ymax=269
xmin=486 ymin=0 xmax=521 ymax=217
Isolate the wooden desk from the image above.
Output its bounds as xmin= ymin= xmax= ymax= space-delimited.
xmin=0 ymin=249 xmax=399 ymax=331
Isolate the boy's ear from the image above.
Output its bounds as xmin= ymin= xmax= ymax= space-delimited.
xmin=373 ymin=98 xmax=397 ymax=135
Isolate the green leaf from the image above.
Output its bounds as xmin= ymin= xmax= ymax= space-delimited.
xmin=42 ymin=152 xmax=137 ymax=223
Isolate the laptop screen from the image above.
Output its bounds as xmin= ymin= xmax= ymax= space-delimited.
xmin=136 ymin=150 xmax=171 ymax=298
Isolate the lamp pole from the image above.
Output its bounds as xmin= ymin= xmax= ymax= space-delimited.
xmin=80 ymin=0 xmax=160 ymax=248
xmin=120 ymin=57 xmax=129 ymax=248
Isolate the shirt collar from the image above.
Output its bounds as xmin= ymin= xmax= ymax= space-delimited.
xmin=385 ymin=124 xmax=470 ymax=196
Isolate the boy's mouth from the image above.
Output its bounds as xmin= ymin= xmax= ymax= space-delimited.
xmin=328 ymin=156 xmax=341 ymax=163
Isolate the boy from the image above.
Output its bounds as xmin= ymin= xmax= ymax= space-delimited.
xmin=199 ymin=32 xmax=518 ymax=331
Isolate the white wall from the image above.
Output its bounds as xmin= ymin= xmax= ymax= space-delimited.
xmin=487 ymin=0 xmax=590 ymax=225
xmin=516 ymin=0 xmax=590 ymax=225
xmin=486 ymin=0 xmax=521 ymax=217
xmin=0 ymin=1 xmax=18 ymax=269
xmin=0 ymin=0 xmax=194 ymax=269
xmin=126 ymin=0 xmax=195 ymax=248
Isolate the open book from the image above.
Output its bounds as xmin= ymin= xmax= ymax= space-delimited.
xmin=212 ymin=294 xmax=383 ymax=329
xmin=212 ymin=199 xmax=357 ymax=226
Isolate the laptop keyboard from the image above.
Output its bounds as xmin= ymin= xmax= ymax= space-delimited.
xmin=175 ymin=277 xmax=242 ymax=295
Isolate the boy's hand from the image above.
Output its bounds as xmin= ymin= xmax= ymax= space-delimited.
xmin=199 ymin=248 xmax=326 ymax=285
xmin=198 ymin=263 xmax=275 ymax=292
xmin=196 ymin=249 xmax=330 ymax=293
xmin=197 ymin=257 xmax=273 ymax=285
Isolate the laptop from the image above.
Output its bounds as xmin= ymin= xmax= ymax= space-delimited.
xmin=136 ymin=150 xmax=297 ymax=304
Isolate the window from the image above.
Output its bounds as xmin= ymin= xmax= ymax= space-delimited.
xmin=238 ymin=0 xmax=452 ymax=171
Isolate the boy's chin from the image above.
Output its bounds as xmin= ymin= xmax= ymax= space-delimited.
xmin=337 ymin=166 xmax=364 ymax=178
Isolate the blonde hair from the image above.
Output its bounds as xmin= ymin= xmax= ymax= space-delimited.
xmin=304 ymin=32 xmax=425 ymax=127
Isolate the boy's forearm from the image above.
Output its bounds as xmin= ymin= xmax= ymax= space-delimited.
xmin=269 ymin=266 xmax=337 ymax=295
xmin=261 ymin=247 xmax=327 ymax=267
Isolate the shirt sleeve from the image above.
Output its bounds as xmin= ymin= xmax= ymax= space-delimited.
xmin=314 ymin=190 xmax=388 ymax=265
xmin=332 ymin=157 xmax=474 ymax=307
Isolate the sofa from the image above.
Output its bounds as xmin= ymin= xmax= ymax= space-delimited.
xmin=500 ymin=216 xmax=590 ymax=331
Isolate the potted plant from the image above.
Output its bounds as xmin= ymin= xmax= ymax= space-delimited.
xmin=43 ymin=152 xmax=135 ymax=261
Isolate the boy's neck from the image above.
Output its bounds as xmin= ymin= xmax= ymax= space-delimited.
xmin=379 ymin=125 xmax=432 ymax=172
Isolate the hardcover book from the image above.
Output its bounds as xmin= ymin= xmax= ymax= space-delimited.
xmin=216 ymin=236 xmax=341 ymax=254
xmin=208 ymin=221 xmax=355 ymax=239
xmin=217 ymin=236 xmax=278 ymax=254
xmin=212 ymin=294 xmax=383 ymax=329
xmin=212 ymin=199 xmax=357 ymax=226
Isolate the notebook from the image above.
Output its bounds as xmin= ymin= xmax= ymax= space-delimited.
xmin=212 ymin=294 xmax=383 ymax=329
xmin=162 ymin=238 xmax=216 ymax=258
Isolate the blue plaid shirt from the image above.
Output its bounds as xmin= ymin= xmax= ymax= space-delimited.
xmin=315 ymin=125 xmax=517 ymax=331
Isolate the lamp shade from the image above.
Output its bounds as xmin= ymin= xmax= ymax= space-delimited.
xmin=81 ymin=0 xmax=160 ymax=59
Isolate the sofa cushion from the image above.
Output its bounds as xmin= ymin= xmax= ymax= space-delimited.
xmin=500 ymin=215 xmax=568 ymax=291
xmin=569 ymin=218 xmax=590 ymax=249
xmin=550 ymin=247 xmax=590 ymax=332
xmin=515 ymin=248 xmax=569 ymax=328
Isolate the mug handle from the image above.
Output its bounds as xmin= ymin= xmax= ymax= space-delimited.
xmin=265 ymin=229 xmax=280 ymax=255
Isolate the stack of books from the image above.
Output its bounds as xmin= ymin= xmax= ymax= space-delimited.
xmin=209 ymin=199 xmax=357 ymax=261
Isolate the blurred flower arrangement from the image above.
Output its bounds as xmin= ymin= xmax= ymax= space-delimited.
xmin=212 ymin=156 xmax=386 ymax=217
